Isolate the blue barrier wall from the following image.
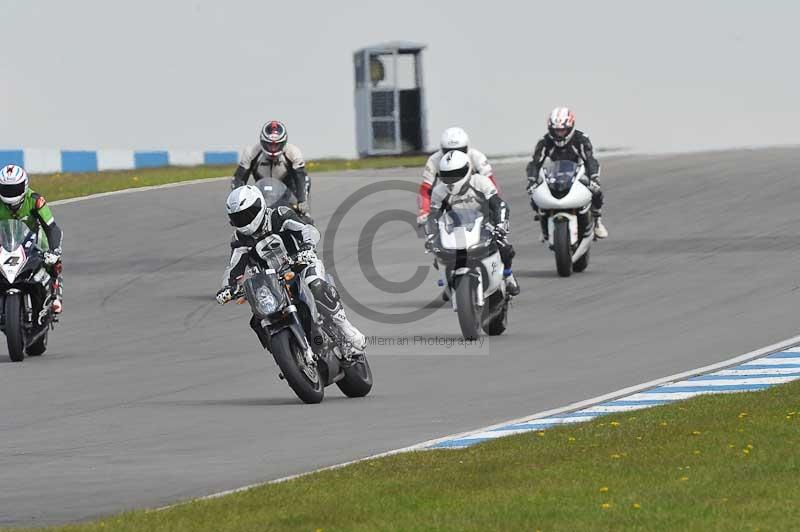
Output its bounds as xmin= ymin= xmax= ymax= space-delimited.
xmin=134 ymin=151 xmax=169 ymax=168
xmin=0 ymin=150 xmax=25 ymax=168
xmin=203 ymin=151 xmax=238 ymax=165
xmin=61 ymin=151 xmax=98 ymax=173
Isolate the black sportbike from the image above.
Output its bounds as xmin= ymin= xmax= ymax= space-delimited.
xmin=0 ymin=220 xmax=58 ymax=362
xmin=224 ymin=234 xmax=372 ymax=404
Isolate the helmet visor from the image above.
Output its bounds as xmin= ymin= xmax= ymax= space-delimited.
xmin=439 ymin=165 xmax=470 ymax=185
xmin=442 ymin=146 xmax=468 ymax=154
xmin=0 ymin=182 xmax=26 ymax=201
xmin=229 ymin=198 xmax=263 ymax=228
xmin=261 ymin=140 xmax=286 ymax=156
xmin=551 ymin=127 xmax=570 ymax=139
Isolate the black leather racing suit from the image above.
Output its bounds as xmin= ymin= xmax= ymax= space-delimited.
xmin=525 ymin=130 xmax=604 ymax=214
xmin=222 ymin=206 xmax=341 ymax=347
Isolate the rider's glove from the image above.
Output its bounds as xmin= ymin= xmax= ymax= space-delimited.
xmin=295 ymin=248 xmax=318 ymax=264
xmin=424 ymin=233 xmax=436 ymax=253
xmin=296 ymin=201 xmax=309 ymax=215
xmin=216 ymin=286 xmax=233 ymax=305
xmin=416 ymin=213 xmax=429 ymax=226
xmin=493 ymin=225 xmax=509 ymax=243
xmin=43 ymin=248 xmax=62 ymax=266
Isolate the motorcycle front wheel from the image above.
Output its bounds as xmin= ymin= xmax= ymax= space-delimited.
xmin=270 ymin=329 xmax=324 ymax=404
xmin=455 ymin=275 xmax=481 ymax=340
xmin=554 ymin=221 xmax=573 ymax=278
xmin=5 ymin=293 xmax=25 ymax=362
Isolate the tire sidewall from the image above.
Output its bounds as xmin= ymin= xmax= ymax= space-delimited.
xmin=271 ymin=329 xmax=324 ymax=404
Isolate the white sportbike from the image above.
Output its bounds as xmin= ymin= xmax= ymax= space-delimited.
xmin=430 ymin=206 xmax=509 ymax=339
xmin=529 ymin=160 xmax=595 ymax=277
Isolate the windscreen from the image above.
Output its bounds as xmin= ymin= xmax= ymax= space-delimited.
xmin=546 ymin=160 xmax=580 ymax=195
xmin=255 ymin=179 xmax=297 ymax=209
xmin=442 ymin=207 xmax=483 ymax=233
xmin=0 ymin=220 xmax=33 ymax=252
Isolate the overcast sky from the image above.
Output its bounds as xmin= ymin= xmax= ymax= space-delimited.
xmin=2 ymin=0 xmax=799 ymax=157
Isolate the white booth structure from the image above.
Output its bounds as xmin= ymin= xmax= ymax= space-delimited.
xmin=353 ymin=42 xmax=428 ymax=157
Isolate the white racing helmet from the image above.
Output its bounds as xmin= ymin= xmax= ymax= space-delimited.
xmin=438 ymin=150 xmax=473 ymax=194
xmin=439 ymin=127 xmax=469 ymax=154
xmin=226 ymin=185 xmax=267 ymax=236
xmin=0 ymin=164 xmax=29 ymax=209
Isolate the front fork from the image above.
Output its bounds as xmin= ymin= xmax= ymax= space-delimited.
xmin=283 ymin=284 xmax=316 ymax=368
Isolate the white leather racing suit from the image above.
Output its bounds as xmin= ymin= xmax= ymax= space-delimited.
xmin=418 ymin=148 xmax=495 ymax=218
xmin=232 ymin=144 xmax=310 ymax=203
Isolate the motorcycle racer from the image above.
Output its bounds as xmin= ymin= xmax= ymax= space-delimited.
xmin=0 ymin=165 xmax=63 ymax=313
xmin=231 ymin=121 xmax=312 ymax=218
xmin=425 ymin=151 xmax=520 ymax=296
xmin=215 ymin=185 xmax=366 ymax=357
xmin=526 ymin=107 xmax=608 ymax=239
xmin=417 ymin=127 xmax=497 ymax=226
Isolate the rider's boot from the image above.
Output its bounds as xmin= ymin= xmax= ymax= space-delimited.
xmin=331 ymin=308 xmax=366 ymax=358
xmin=52 ymin=278 xmax=63 ymax=314
xmin=504 ymin=269 xmax=520 ymax=296
xmin=593 ymin=210 xmax=608 ymax=239
xmin=539 ymin=217 xmax=549 ymax=243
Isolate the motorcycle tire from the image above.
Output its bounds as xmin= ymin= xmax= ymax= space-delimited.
xmin=554 ymin=221 xmax=573 ymax=278
xmin=573 ymin=248 xmax=590 ymax=273
xmin=336 ymin=356 xmax=373 ymax=398
xmin=26 ymin=331 xmax=48 ymax=357
xmin=5 ymin=293 xmax=25 ymax=362
xmin=455 ymin=275 xmax=481 ymax=340
xmin=483 ymin=295 xmax=508 ymax=336
xmin=270 ymin=329 xmax=324 ymax=404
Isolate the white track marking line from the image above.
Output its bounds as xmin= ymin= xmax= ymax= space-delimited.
xmin=582 ymin=404 xmax=663 ymax=413
xmin=50 ymin=176 xmax=231 ymax=206
xmin=660 ymin=377 xmax=797 ymax=387
xmin=740 ymin=358 xmax=800 ymax=366
xmin=714 ymin=368 xmax=800 ymax=376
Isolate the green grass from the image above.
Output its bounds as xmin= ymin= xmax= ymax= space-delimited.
xmin=32 ymin=155 xmax=430 ymax=202
xmin=14 ymin=380 xmax=800 ymax=531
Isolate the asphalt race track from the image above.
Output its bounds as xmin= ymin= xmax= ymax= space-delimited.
xmin=3 ymin=147 xmax=800 ymax=525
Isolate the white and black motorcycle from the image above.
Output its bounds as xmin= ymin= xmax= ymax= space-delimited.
xmin=529 ymin=160 xmax=594 ymax=277
xmin=0 ymin=220 xmax=57 ymax=362
xmin=430 ymin=206 xmax=509 ymax=339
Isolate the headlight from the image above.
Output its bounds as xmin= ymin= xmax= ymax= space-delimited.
xmin=255 ymin=286 xmax=280 ymax=315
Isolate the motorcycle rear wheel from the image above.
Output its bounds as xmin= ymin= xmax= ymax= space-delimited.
xmin=483 ymin=293 xmax=508 ymax=336
xmin=337 ymin=356 xmax=373 ymax=398
xmin=573 ymin=248 xmax=590 ymax=273
xmin=271 ymin=329 xmax=324 ymax=404
xmin=26 ymin=331 xmax=48 ymax=357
